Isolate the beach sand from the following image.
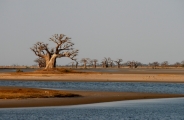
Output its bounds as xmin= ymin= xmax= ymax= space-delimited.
xmin=1 ymin=73 xmax=184 ymax=83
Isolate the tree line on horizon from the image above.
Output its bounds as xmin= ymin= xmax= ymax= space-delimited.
xmin=31 ymin=33 xmax=184 ymax=69
xmin=34 ymin=56 xmax=184 ymax=69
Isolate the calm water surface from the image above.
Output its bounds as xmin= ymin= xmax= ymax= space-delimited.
xmin=0 ymin=80 xmax=184 ymax=94
xmin=0 ymin=80 xmax=184 ymax=119
xmin=0 ymin=98 xmax=184 ymax=120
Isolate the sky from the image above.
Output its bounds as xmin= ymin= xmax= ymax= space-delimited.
xmin=0 ymin=0 xmax=184 ymax=66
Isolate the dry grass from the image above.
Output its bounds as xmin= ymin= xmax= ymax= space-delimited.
xmin=0 ymin=87 xmax=80 ymax=99
xmin=10 ymin=68 xmax=81 ymax=75
xmin=10 ymin=68 xmax=99 ymax=75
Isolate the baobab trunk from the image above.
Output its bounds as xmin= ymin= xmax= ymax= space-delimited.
xmin=75 ymin=62 xmax=78 ymax=68
xmin=84 ymin=62 xmax=87 ymax=69
xmin=45 ymin=54 xmax=58 ymax=69
xmin=94 ymin=63 xmax=96 ymax=68
xmin=118 ymin=64 xmax=120 ymax=68
xmin=43 ymin=54 xmax=51 ymax=67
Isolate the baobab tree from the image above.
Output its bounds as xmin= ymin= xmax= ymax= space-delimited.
xmin=114 ymin=59 xmax=122 ymax=68
xmin=93 ymin=59 xmax=98 ymax=68
xmin=174 ymin=62 xmax=181 ymax=68
xmin=34 ymin=57 xmax=46 ymax=68
xmin=80 ymin=58 xmax=90 ymax=69
xmin=101 ymin=61 xmax=105 ymax=68
xmin=74 ymin=60 xmax=79 ymax=68
xmin=103 ymin=58 xmax=109 ymax=68
xmin=134 ymin=62 xmax=142 ymax=68
xmin=102 ymin=57 xmax=112 ymax=68
xmin=89 ymin=59 xmax=94 ymax=68
xmin=30 ymin=34 xmax=78 ymax=70
xmin=181 ymin=60 xmax=184 ymax=67
xmin=108 ymin=58 xmax=113 ymax=68
xmin=150 ymin=62 xmax=159 ymax=69
xmin=72 ymin=62 xmax=75 ymax=68
xmin=161 ymin=61 xmax=169 ymax=68
xmin=127 ymin=61 xmax=140 ymax=68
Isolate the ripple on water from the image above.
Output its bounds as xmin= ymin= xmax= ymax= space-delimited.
xmin=0 ymin=98 xmax=184 ymax=120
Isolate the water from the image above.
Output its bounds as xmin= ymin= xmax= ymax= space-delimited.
xmin=0 ymin=98 xmax=184 ymax=120
xmin=0 ymin=80 xmax=184 ymax=119
xmin=0 ymin=80 xmax=184 ymax=94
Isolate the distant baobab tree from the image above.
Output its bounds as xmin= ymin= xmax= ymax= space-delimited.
xmin=181 ymin=60 xmax=184 ymax=67
xmin=108 ymin=58 xmax=113 ymax=68
xmin=80 ymin=58 xmax=90 ymax=69
xmin=30 ymin=34 xmax=78 ymax=70
xmin=74 ymin=60 xmax=79 ymax=68
xmin=101 ymin=61 xmax=105 ymax=68
xmin=174 ymin=62 xmax=181 ymax=68
xmin=34 ymin=57 xmax=46 ymax=68
xmin=161 ymin=61 xmax=169 ymax=68
xmin=127 ymin=61 xmax=141 ymax=68
xmin=89 ymin=59 xmax=94 ymax=68
xmin=150 ymin=62 xmax=159 ymax=69
xmin=114 ymin=59 xmax=122 ymax=68
xmin=102 ymin=57 xmax=112 ymax=68
xmin=71 ymin=62 xmax=75 ymax=68
xmin=103 ymin=57 xmax=109 ymax=68
xmin=133 ymin=61 xmax=141 ymax=68
xmin=92 ymin=59 xmax=98 ymax=68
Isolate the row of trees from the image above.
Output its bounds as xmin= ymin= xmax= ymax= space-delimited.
xmin=31 ymin=34 xmax=184 ymax=69
xmin=70 ymin=60 xmax=184 ymax=69
xmin=34 ymin=56 xmax=184 ymax=69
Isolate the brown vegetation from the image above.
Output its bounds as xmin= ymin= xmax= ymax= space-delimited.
xmin=0 ymin=87 xmax=80 ymax=99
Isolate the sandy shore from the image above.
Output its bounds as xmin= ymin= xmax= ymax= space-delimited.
xmin=0 ymin=86 xmax=184 ymax=108
xmin=1 ymin=73 xmax=184 ymax=83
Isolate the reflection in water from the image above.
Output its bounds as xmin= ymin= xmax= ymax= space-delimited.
xmin=0 ymin=98 xmax=184 ymax=120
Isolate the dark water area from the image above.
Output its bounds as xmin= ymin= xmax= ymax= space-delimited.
xmin=0 ymin=80 xmax=184 ymax=119
xmin=0 ymin=80 xmax=184 ymax=94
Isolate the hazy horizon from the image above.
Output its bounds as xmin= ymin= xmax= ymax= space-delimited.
xmin=0 ymin=0 xmax=184 ymax=66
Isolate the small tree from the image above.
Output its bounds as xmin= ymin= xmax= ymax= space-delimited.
xmin=114 ymin=59 xmax=122 ymax=68
xmin=102 ymin=57 xmax=112 ymax=68
xmin=174 ymin=62 xmax=181 ymax=68
xmin=71 ymin=62 xmax=75 ymax=68
xmin=80 ymin=58 xmax=90 ymax=69
xmin=150 ymin=62 xmax=159 ymax=69
xmin=101 ymin=61 xmax=105 ymax=68
xmin=89 ymin=59 xmax=94 ymax=68
xmin=103 ymin=58 xmax=109 ymax=68
xmin=127 ymin=61 xmax=141 ymax=68
xmin=181 ymin=60 xmax=184 ymax=67
xmin=75 ymin=60 xmax=79 ymax=68
xmin=134 ymin=61 xmax=141 ymax=68
xmin=161 ymin=61 xmax=169 ymax=68
xmin=34 ymin=57 xmax=46 ymax=68
xmin=92 ymin=59 xmax=98 ymax=68
xmin=108 ymin=58 xmax=113 ymax=68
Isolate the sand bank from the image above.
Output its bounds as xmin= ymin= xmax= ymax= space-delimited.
xmin=0 ymin=73 xmax=184 ymax=83
xmin=0 ymin=86 xmax=183 ymax=108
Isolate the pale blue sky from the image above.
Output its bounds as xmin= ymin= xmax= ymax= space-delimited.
xmin=0 ymin=0 xmax=184 ymax=66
